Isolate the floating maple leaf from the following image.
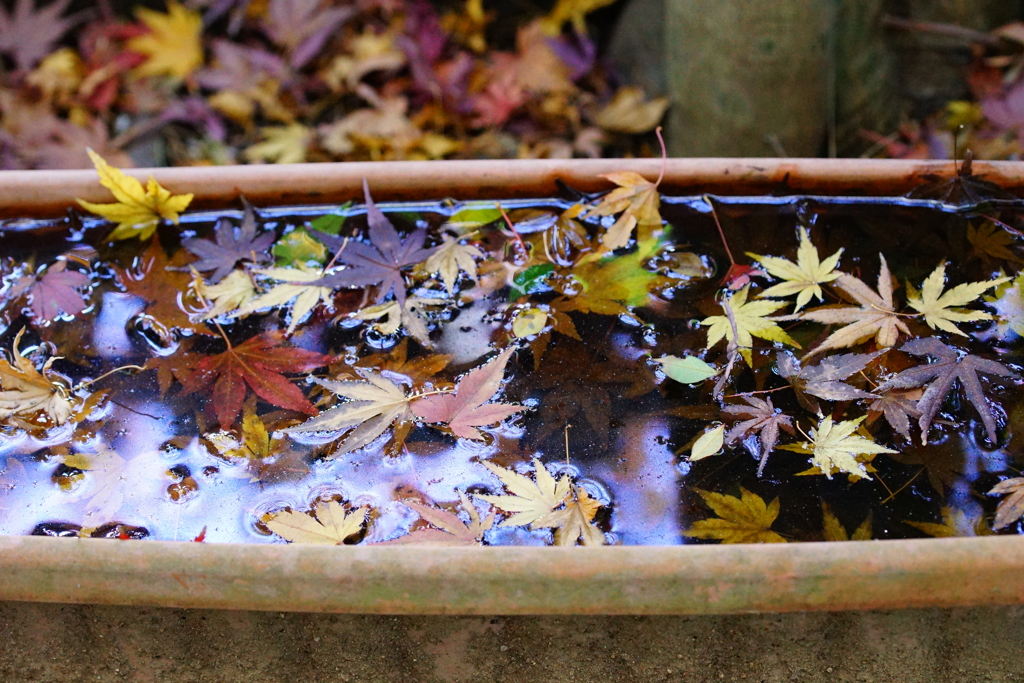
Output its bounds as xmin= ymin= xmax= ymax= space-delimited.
xmin=315 ymin=181 xmax=435 ymax=305
xmin=411 ymin=347 xmax=526 ymax=439
xmin=266 ymin=501 xmax=367 ymax=544
xmin=477 ymin=459 xmax=603 ymax=545
xmin=794 ymin=416 xmax=897 ymax=480
xmin=792 ymin=254 xmax=909 ymax=355
xmin=423 ymin=234 xmax=483 ymax=294
xmin=180 ymin=331 xmax=330 ymax=429
xmin=184 ymin=199 xmax=275 ymax=283
xmin=776 ymin=350 xmax=879 ymax=413
xmin=701 ymin=285 xmax=799 ymax=366
xmin=7 ymin=258 xmax=90 ymax=323
xmin=236 ymin=265 xmax=334 ymax=334
xmin=748 ymin=227 xmax=843 ymax=311
xmin=722 ymin=396 xmax=795 ymax=476
xmin=584 ymin=171 xmax=661 ymax=252
xmin=876 ymin=337 xmax=1017 ymax=445
xmin=382 ymin=492 xmax=494 ymax=546
xmin=195 ymin=269 xmax=256 ymax=319
xmin=0 ymin=328 xmax=78 ymax=426
xmin=865 ymin=387 xmax=922 ymax=441
xmin=683 ymin=488 xmax=786 ymax=544
xmin=0 ymin=0 xmax=78 ymax=71
xmin=77 ymin=150 xmax=194 ymax=241
xmin=353 ymin=297 xmax=433 ymax=347
xmin=204 ymin=405 xmax=310 ymax=484
xmin=905 ymin=506 xmax=990 ymax=538
xmin=127 ymin=1 xmax=204 ymax=80
xmin=284 ymin=369 xmax=414 ymax=454
xmin=990 ymin=477 xmax=1024 ymax=530
xmin=906 ymin=262 xmax=1008 ymax=336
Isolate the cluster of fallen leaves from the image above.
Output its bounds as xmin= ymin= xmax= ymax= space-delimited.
xmin=0 ymin=0 xmax=666 ymax=170
xmin=7 ymin=148 xmax=1024 ymax=545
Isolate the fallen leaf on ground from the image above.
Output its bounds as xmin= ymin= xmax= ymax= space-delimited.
xmin=683 ymin=488 xmax=786 ymax=544
xmin=0 ymin=0 xmax=77 ymax=71
xmin=127 ymin=1 xmax=204 ymax=80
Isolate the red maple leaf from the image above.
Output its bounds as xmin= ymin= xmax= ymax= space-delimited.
xmin=180 ymin=331 xmax=330 ymax=429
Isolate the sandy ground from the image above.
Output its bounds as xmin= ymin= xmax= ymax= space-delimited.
xmin=1 ymin=602 xmax=1021 ymax=682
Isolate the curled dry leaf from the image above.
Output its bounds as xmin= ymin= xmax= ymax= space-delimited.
xmin=0 ymin=328 xmax=78 ymax=425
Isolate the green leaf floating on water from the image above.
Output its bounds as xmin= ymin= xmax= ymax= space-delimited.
xmin=446 ymin=204 xmax=503 ymax=232
xmin=510 ymin=263 xmax=555 ymax=300
xmin=655 ymin=355 xmax=718 ymax=384
xmin=569 ymin=231 xmax=669 ymax=310
xmin=273 ymin=228 xmax=327 ymax=267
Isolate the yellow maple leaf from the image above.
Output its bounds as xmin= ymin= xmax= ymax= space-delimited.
xmin=905 ymin=506 xmax=992 ymax=538
xmin=237 ymin=266 xmax=334 ymax=334
xmin=266 ymin=501 xmax=368 ymax=544
xmin=906 ymin=262 xmax=1009 ymax=336
xmin=683 ymin=487 xmax=786 ymax=544
xmin=821 ymin=502 xmax=872 ymax=541
xmin=585 ymin=171 xmax=661 ymax=252
xmin=244 ymin=123 xmax=313 ymax=164
xmin=127 ymin=1 xmax=204 ymax=80
xmin=796 ymin=416 xmax=896 ymax=480
xmin=749 ymin=227 xmax=843 ymax=311
xmin=77 ymin=149 xmax=194 ymax=241
xmin=195 ymin=269 xmax=256 ymax=319
xmin=700 ymin=285 xmax=799 ymax=366
xmin=477 ymin=458 xmax=571 ymax=528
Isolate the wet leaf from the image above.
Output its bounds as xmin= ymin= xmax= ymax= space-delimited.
xmin=315 ymin=181 xmax=436 ymax=306
xmin=423 ymin=234 xmax=483 ymax=294
xmin=266 ymin=501 xmax=367 ymax=544
xmin=654 ymin=355 xmax=718 ymax=385
xmin=77 ymin=150 xmax=194 ymax=241
xmin=384 ymin=491 xmax=494 ymax=546
xmin=477 ymin=458 xmax=571 ymax=529
xmin=0 ymin=328 xmax=78 ymax=425
xmin=533 ymin=483 xmax=605 ymax=546
xmin=749 ymin=227 xmax=842 ymax=312
xmin=411 ymin=347 xmax=526 ymax=440
xmin=776 ymin=350 xmax=880 ymax=411
xmin=353 ymin=297 xmax=433 ymax=347
xmin=906 ymin=262 xmax=1008 ymax=336
xmin=990 ymin=477 xmax=1024 ymax=530
xmin=683 ymin=488 xmax=786 ymax=544
xmin=821 ymin=502 xmax=872 ymax=541
xmin=509 ymin=263 xmax=554 ymax=300
xmin=689 ymin=424 xmax=724 ymax=461
xmin=195 ymin=269 xmax=256 ymax=319
xmin=792 ymin=254 xmax=909 ymax=354
xmin=905 ymin=507 xmax=990 ymax=538
xmin=722 ymin=396 xmax=794 ymax=476
xmin=791 ymin=416 xmax=897 ymax=480
xmin=180 ymin=331 xmax=329 ymax=429
xmin=183 ymin=199 xmax=275 ymax=283
xmin=113 ymin=238 xmax=202 ymax=333
xmin=877 ymin=337 xmax=1017 ymax=445
xmin=128 ymin=1 xmax=204 ymax=80
xmin=9 ymin=258 xmax=91 ymax=322
xmin=865 ymin=388 xmax=922 ymax=441
xmin=237 ymin=266 xmax=335 ymax=334
xmin=204 ymin=405 xmax=309 ymax=484
xmin=701 ymin=285 xmax=799 ymax=366
xmin=585 ymin=171 xmax=661 ymax=252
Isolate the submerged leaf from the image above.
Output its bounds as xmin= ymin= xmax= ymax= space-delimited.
xmin=821 ymin=502 xmax=872 ymax=541
xmin=683 ymin=488 xmax=786 ymax=544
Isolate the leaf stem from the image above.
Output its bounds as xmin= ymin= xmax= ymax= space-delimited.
xmin=496 ymin=203 xmax=528 ymax=257
xmin=703 ymin=195 xmax=736 ymax=268
xmin=324 ymin=236 xmax=350 ymax=270
xmin=654 ymin=126 xmax=667 ymax=188
xmin=75 ymin=365 xmax=146 ymax=389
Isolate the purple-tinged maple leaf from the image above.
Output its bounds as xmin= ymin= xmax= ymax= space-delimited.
xmin=313 ymin=180 xmax=435 ymax=306
xmin=262 ymin=0 xmax=354 ymax=69
xmin=0 ymin=0 xmax=80 ymax=71
xmin=184 ymin=198 xmax=275 ymax=283
xmin=547 ymin=30 xmax=596 ymax=82
xmin=197 ymin=39 xmax=289 ymax=92
xmin=722 ymin=396 xmax=795 ymax=476
xmin=8 ymin=259 xmax=90 ymax=322
xmin=877 ymin=337 xmax=1018 ymax=445
xmin=411 ymin=347 xmax=527 ymax=439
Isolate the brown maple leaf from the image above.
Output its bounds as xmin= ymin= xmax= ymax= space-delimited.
xmin=584 ymin=171 xmax=662 ymax=252
xmin=180 ymin=330 xmax=331 ymax=429
xmin=990 ymin=477 xmax=1024 ymax=530
xmin=722 ymin=396 xmax=795 ymax=476
xmin=865 ymin=387 xmax=922 ymax=441
xmin=379 ymin=492 xmax=495 ymax=546
xmin=113 ymin=238 xmax=205 ymax=334
xmin=877 ymin=337 xmax=1017 ymax=445
xmin=411 ymin=347 xmax=527 ymax=439
xmin=776 ymin=350 xmax=880 ymax=413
